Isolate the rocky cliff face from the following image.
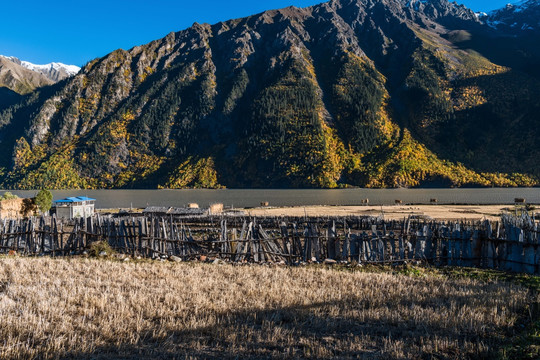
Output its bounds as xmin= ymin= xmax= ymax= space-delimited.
xmin=1 ymin=0 xmax=539 ymax=189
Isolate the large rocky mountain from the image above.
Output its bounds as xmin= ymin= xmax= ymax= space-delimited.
xmin=1 ymin=0 xmax=539 ymax=189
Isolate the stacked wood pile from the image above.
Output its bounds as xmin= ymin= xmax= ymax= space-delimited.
xmin=0 ymin=213 xmax=538 ymax=274
xmin=208 ymin=203 xmax=223 ymax=214
xmin=142 ymin=206 xmax=205 ymax=216
xmin=0 ymin=198 xmax=24 ymax=219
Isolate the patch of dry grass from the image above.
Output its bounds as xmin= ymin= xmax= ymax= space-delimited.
xmin=0 ymin=258 xmax=534 ymax=359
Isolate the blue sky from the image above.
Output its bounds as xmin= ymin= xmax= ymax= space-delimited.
xmin=0 ymin=1 xmax=519 ymax=66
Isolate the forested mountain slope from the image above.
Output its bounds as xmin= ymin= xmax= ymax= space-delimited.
xmin=1 ymin=0 xmax=539 ymax=189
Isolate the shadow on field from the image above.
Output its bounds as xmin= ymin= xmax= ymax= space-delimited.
xmin=59 ymin=290 xmax=514 ymax=360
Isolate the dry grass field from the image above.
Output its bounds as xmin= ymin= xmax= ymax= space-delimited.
xmin=0 ymin=257 xmax=537 ymax=359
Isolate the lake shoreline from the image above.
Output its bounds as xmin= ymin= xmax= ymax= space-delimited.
xmin=3 ymin=188 xmax=538 ymax=209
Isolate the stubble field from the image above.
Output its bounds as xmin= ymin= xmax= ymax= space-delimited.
xmin=0 ymin=257 xmax=537 ymax=359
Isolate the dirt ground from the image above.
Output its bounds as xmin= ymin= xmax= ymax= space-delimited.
xmin=242 ymin=204 xmax=516 ymax=221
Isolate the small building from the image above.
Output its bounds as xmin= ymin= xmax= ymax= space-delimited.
xmin=52 ymin=196 xmax=96 ymax=219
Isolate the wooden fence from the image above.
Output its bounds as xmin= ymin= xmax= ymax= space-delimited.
xmin=0 ymin=213 xmax=538 ymax=274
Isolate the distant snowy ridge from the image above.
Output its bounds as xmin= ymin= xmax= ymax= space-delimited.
xmin=20 ymin=61 xmax=80 ymax=77
xmin=0 ymin=55 xmax=21 ymax=64
xmin=485 ymin=0 xmax=540 ymax=32
xmin=488 ymin=0 xmax=538 ymax=15
xmin=0 ymin=55 xmax=80 ymax=82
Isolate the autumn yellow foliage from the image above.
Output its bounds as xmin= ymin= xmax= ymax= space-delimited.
xmin=162 ymin=156 xmax=223 ymax=189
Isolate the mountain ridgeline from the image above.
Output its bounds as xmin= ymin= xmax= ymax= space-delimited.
xmin=1 ymin=0 xmax=540 ymax=189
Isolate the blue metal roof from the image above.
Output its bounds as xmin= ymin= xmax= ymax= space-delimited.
xmin=75 ymin=196 xmax=96 ymax=201
xmin=54 ymin=196 xmax=96 ymax=203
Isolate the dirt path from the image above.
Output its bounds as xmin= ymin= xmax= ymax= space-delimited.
xmin=242 ymin=204 xmax=514 ymax=220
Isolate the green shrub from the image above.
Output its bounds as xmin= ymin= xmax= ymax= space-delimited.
xmin=34 ymin=189 xmax=53 ymax=213
xmin=89 ymin=241 xmax=115 ymax=257
xmin=1 ymin=191 xmax=19 ymax=200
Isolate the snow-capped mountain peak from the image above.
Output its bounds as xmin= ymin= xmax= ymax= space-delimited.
xmin=20 ymin=61 xmax=80 ymax=77
xmin=475 ymin=11 xmax=488 ymax=19
xmin=0 ymin=55 xmax=80 ymax=82
xmin=0 ymin=55 xmax=21 ymax=64
xmin=485 ymin=0 xmax=540 ymax=33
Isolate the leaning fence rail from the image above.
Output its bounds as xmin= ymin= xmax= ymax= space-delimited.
xmin=0 ymin=212 xmax=538 ymax=274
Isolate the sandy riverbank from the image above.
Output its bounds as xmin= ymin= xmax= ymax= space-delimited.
xmin=241 ymin=204 xmax=521 ymax=221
